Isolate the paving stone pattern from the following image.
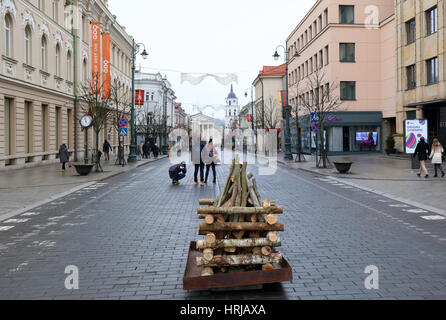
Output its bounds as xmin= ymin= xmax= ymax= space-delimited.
xmin=0 ymin=159 xmax=445 ymax=300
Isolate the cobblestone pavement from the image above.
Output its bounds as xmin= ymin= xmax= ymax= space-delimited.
xmin=0 ymin=158 xmax=445 ymax=300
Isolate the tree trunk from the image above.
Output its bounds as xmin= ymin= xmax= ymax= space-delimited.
xmin=197 ymin=206 xmax=284 ymax=215
xmin=198 ymin=222 xmax=284 ymax=234
xmin=196 ymin=253 xmax=282 ymax=267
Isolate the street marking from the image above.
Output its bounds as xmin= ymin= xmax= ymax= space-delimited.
xmin=389 ymin=204 xmax=410 ymax=208
xmin=21 ymin=212 xmax=40 ymax=217
xmin=421 ymin=215 xmax=446 ymax=221
xmin=4 ymin=218 xmax=30 ymax=224
xmin=404 ymin=209 xmax=428 ymax=214
xmin=0 ymin=226 xmax=15 ymax=231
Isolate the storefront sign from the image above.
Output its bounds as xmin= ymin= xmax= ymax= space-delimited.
xmin=328 ymin=115 xmax=342 ymax=121
xmin=405 ymin=120 xmax=428 ymax=154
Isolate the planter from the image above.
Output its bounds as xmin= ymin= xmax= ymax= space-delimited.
xmin=333 ymin=161 xmax=353 ymax=174
xmin=73 ymin=164 xmax=94 ymax=176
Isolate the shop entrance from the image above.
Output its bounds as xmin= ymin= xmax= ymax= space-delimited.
xmin=343 ymin=127 xmax=350 ymax=152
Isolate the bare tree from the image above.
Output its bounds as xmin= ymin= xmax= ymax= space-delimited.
xmin=78 ymin=72 xmax=113 ymax=172
xmin=109 ymin=81 xmax=131 ymax=163
xmin=254 ymin=96 xmax=282 ymax=131
xmin=299 ymin=68 xmax=342 ymax=168
xmin=289 ymin=77 xmax=306 ymax=162
xmin=136 ymin=102 xmax=164 ymax=146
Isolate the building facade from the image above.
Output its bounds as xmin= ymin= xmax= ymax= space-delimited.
xmin=396 ymin=0 xmax=446 ymax=151
xmin=286 ymin=0 xmax=396 ymax=154
xmin=0 ymin=0 xmax=133 ymax=170
xmin=134 ymin=70 xmax=176 ymax=150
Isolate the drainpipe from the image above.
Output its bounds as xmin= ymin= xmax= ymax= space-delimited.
xmin=72 ymin=0 xmax=79 ymax=161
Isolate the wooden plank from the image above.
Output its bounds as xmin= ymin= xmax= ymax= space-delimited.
xmin=197 ymin=206 xmax=284 ymax=215
xmin=196 ymin=238 xmax=282 ymax=249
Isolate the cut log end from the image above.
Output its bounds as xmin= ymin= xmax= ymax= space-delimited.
xmin=203 ymin=248 xmax=214 ymax=261
xmin=265 ymin=214 xmax=278 ymax=225
xmin=261 ymin=246 xmax=272 ymax=256
xmin=201 ymin=267 xmax=214 ymax=276
xmin=205 ymin=233 xmax=216 ymax=245
xmin=267 ymin=232 xmax=278 ymax=242
xmin=204 ymin=215 xmax=215 ymax=225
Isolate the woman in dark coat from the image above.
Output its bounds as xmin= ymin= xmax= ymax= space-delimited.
xmin=414 ymin=137 xmax=430 ymax=178
xmin=59 ymin=144 xmax=70 ymax=172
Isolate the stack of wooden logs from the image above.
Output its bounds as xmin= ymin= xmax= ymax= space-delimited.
xmin=196 ymin=157 xmax=284 ymax=276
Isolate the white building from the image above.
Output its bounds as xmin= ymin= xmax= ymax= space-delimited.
xmin=134 ymin=71 xmax=176 ymax=148
xmin=225 ymin=84 xmax=240 ymax=128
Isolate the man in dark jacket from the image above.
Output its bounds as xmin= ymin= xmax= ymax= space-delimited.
xmin=103 ymin=140 xmax=112 ymax=161
xmin=59 ymin=144 xmax=70 ymax=172
xmin=414 ymin=137 xmax=431 ymax=178
xmin=169 ymin=161 xmax=187 ymax=185
xmin=193 ymin=141 xmax=206 ymax=185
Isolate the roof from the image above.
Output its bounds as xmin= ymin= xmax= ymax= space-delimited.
xmin=227 ymin=84 xmax=238 ymax=99
xmin=259 ymin=64 xmax=286 ymax=76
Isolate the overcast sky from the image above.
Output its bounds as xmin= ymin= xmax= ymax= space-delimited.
xmin=108 ymin=0 xmax=314 ymax=119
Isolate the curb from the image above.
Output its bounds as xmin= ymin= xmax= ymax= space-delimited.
xmin=0 ymin=156 xmax=168 ymax=223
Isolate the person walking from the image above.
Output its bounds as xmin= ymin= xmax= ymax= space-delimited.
xmin=153 ymin=144 xmax=160 ymax=159
xmin=103 ymin=139 xmax=112 ymax=161
xmin=59 ymin=144 xmax=70 ymax=172
xmin=143 ymin=142 xmax=149 ymax=159
xmin=414 ymin=137 xmax=431 ymax=178
xmin=204 ymin=139 xmax=218 ymax=184
xmin=430 ymin=138 xmax=445 ymax=178
xmin=169 ymin=161 xmax=187 ymax=185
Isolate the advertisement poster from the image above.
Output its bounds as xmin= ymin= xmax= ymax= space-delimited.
xmin=102 ymin=33 xmax=111 ymax=99
xmin=91 ymin=22 xmax=101 ymax=93
xmin=405 ymin=120 xmax=428 ymax=154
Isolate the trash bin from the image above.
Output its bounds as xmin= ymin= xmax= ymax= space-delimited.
xmin=411 ymin=156 xmax=420 ymax=170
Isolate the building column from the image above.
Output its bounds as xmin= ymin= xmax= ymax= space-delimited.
xmin=31 ymin=101 xmax=43 ymax=163
xmin=0 ymin=94 xmax=4 ymax=168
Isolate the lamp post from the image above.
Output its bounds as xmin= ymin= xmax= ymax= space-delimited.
xmin=273 ymin=44 xmax=299 ymax=161
xmin=128 ymin=39 xmax=148 ymax=163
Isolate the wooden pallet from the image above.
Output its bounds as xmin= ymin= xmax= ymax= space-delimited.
xmin=183 ymin=242 xmax=292 ymax=290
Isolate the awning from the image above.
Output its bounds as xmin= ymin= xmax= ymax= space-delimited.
xmin=404 ymin=99 xmax=446 ymax=108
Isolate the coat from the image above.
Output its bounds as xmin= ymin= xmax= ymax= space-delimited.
xmin=169 ymin=163 xmax=187 ymax=178
xmin=59 ymin=145 xmax=69 ymax=163
xmin=430 ymin=147 xmax=444 ymax=164
xmin=103 ymin=141 xmax=112 ymax=153
xmin=414 ymin=141 xmax=430 ymax=161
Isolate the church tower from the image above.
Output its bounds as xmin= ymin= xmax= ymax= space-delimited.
xmin=225 ymin=84 xmax=240 ymax=128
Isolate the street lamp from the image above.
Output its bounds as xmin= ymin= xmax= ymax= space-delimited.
xmin=272 ymin=44 xmax=299 ymax=161
xmin=128 ymin=39 xmax=148 ymax=163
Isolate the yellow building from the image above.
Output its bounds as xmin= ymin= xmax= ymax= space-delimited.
xmin=0 ymin=0 xmax=133 ymax=169
xmin=396 ymin=0 xmax=446 ymax=150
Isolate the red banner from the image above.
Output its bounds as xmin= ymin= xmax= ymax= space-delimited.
xmin=135 ymin=90 xmax=144 ymax=105
xmin=91 ymin=22 xmax=101 ymax=94
xmin=102 ymin=33 xmax=111 ymax=99
xmin=247 ymin=114 xmax=253 ymax=123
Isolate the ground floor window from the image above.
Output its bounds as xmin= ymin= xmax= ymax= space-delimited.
xmin=352 ymin=126 xmax=380 ymax=152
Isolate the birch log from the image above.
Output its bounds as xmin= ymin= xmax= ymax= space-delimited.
xmin=197 ymin=207 xmax=284 ymax=215
xmin=198 ymin=222 xmax=284 ymax=234
xmin=197 ymin=253 xmax=282 ymax=267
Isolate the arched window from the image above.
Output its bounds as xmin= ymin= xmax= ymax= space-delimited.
xmin=4 ymin=14 xmax=12 ymax=57
xmin=41 ymin=36 xmax=47 ymax=71
xmin=55 ymin=44 xmax=60 ymax=76
xmin=67 ymin=51 xmax=72 ymax=81
xmin=24 ymin=26 xmax=31 ymax=65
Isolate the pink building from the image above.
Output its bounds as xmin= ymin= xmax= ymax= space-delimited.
xmin=287 ymin=0 xmax=396 ymax=153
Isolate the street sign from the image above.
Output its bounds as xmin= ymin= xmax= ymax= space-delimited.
xmin=311 ymin=112 xmax=320 ymax=123
xmin=312 ymin=123 xmax=320 ymax=134
xmin=119 ymin=118 xmax=128 ymax=128
xmin=119 ymin=128 xmax=128 ymax=137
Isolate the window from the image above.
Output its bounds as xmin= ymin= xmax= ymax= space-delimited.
xmin=55 ymin=44 xmax=61 ymax=76
xmin=340 ymin=43 xmax=355 ymax=62
xmin=305 ymin=31 xmax=308 ymax=44
xmin=4 ymin=98 xmax=11 ymax=156
xmin=38 ymin=0 xmax=43 ymax=10
xmin=318 ymin=15 xmax=323 ymax=31
xmin=24 ymin=26 xmax=31 ymax=65
xmin=324 ymin=45 xmax=329 ymax=65
xmin=324 ymin=9 xmax=328 ymax=26
xmin=309 ymin=26 xmax=312 ymax=40
xmin=67 ymin=51 xmax=72 ymax=81
xmin=339 ymin=5 xmax=354 ymax=24
xmin=406 ymin=19 xmax=416 ymax=44
xmin=83 ymin=59 xmax=87 ymax=82
xmin=4 ymin=14 xmax=12 ymax=57
xmin=340 ymin=81 xmax=356 ymax=100
xmin=406 ymin=65 xmax=416 ymax=89
xmin=52 ymin=1 xmax=58 ymax=22
xmin=426 ymin=57 xmax=439 ymax=84
xmin=309 ymin=58 xmax=313 ymax=74
xmin=41 ymin=37 xmax=47 ymax=71
xmin=426 ymin=7 xmax=438 ymax=36
xmin=319 ymin=49 xmax=323 ymax=68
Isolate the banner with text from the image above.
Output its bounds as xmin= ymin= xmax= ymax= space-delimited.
xmin=102 ymin=33 xmax=111 ymax=99
xmin=405 ymin=119 xmax=428 ymax=154
xmin=91 ymin=22 xmax=101 ymax=94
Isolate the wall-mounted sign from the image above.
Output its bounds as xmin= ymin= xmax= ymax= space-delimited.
xmin=328 ymin=115 xmax=342 ymax=121
xmin=135 ymin=90 xmax=145 ymax=106
xmin=405 ymin=119 xmax=428 ymax=154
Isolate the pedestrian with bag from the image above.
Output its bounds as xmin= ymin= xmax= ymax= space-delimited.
xmin=414 ymin=137 xmax=430 ymax=178
xmin=204 ymin=138 xmax=218 ymax=184
xmin=169 ymin=161 xmax=187 ymax=185
xmin=430 ymin=138 xmax=445 ymax=178
xmin=103 ymin=139 xmax=112 ymax=161
xmin=59 ymin=144 xmax=70 ymax=172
